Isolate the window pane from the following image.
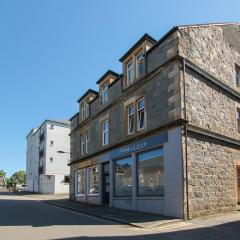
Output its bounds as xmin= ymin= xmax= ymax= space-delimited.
xmin=129 ymin=115 xmax=134 ymax=133
xmin=138 ymin=148 xmax=164 ymax=196
xmin=127 ymin=61 xmax=134 ymax=83
xmin=138 ymin=110 xmax=145 ymax=129
xmin=137 ymin=52 xmax=144 ymax=78
xmin=76 ymin=170 xmax=85 ymax=194
xmin=88 ymin=166 xmax=99 ymax=194
xmin=102 ymin=85 xmax=109 ymax=103
xmin=128 ymin=105 xmax=135 ymax=134
xmin=114 ymin=157 xmax=132 ymax=197
xmin=102 ymin=120 xmax=109 ymax=145
xmin=128 ymin=105 xmax=134 ymax=115
xmin=138 ymin=99 xmax=144 ymax=110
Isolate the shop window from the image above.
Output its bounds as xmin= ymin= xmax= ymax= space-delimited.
xmin=137 ymin=98 xmax=145 ymax=130
xmin=136 ymin=52 xmax=144 ymax=78
xmin=102 ymin=120 xmax=109 ymax=146
xmin=88 ymin=166 xmax=99 ymax=194
xmin=137 ymin=147 xmax=164 ymax=196
xmin=75 ymin=170 xmax=85 ymax=195
xmin=114 ymin=156 xmax=132 ymax=197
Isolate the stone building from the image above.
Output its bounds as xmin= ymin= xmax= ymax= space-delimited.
xmin=69 ymin=23 xmax=240 ymax=219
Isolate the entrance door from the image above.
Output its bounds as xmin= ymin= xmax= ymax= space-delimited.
xmin=237 ymin=166 xmax=240 ymax=205
xmin=102 ymin=162 xmax=110 ymax=205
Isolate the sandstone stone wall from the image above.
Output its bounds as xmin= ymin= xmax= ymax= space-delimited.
xmin=71 ymin=60 xmax=181 ymax=162
xmin=179 ymin=25 xmax=240 ymax=88
xmin=187 ymin=132 xmax=238 ymax=218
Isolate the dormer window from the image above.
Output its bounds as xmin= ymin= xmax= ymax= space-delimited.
xmin=127 ymin=60 xmax=134 ymax=85
xmin=120 ymin=34 xmax=157 ymax=88
xmin=136 ymin=52 xmax=144 ymax=78
xmin=101 ymin=82 xmax=109 ymax=104
xmin=97 ymin=70 xmax=119 ymax=106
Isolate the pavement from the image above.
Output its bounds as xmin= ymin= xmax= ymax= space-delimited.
xmin=0 ymin=192 xmax=240 ymax=240
xmin=33 ymin=194 xmax=180 ymax=229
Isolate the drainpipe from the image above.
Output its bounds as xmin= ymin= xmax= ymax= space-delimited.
xmin=182 ymin=58 xmax=190 ymax=219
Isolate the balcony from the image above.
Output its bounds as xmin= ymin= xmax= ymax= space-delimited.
xmin=38 ymin=166 xmax=44 ymax=174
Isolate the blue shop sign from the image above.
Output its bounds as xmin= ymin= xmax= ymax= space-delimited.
xmin=98 ymin=132 xmax=168 ymax=162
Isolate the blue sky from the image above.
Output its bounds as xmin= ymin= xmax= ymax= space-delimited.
xmin=0 ymin=0 xmax=239 ymax=177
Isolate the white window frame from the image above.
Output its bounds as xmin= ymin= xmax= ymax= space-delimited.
xmin=127 ymin=104 xmax=135 ymax=135
xmin=137 ymin=98 xmax=145 ymax=130
xmin=127 ymin=60 xmax=134 ymax=85
xmin=101 ymin=82 xmax=109 ymax=104
xmin=136 ymin=51 xmax=144 ymax=78
xmin=85 ymin=131 xmax=89 ymax=153
xmin=102 ymin=119 xmax=109 ymax=146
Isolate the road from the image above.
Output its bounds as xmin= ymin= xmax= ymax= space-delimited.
xmin=0 ymin=192 xmax=239 ymax=240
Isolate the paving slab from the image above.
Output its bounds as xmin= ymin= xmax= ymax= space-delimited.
xmin=43 ymin=198 xmax=181 ymax=229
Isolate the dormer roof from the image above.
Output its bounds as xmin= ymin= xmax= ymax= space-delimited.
xmin=96 ymin=70 xmax=120 ymax=84
xmin=77 ymin=89 xmax=98 ymax=103
xmin=119 ymin=33 xmax=157 ymax=62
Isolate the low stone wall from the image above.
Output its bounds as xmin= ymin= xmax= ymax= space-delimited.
xmin=187 ymin=132 xmax=238 ymax=218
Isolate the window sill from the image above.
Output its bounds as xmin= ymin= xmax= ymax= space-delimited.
xmin=136 ymin=196 xmax=164 ymax=200
xmin=75 ymin=194 xmax=85 ymax=197
xmin=87 ymin=193 xmax=99 ymax=197
xmin=113 ymin=196 xmax=132 ymax=200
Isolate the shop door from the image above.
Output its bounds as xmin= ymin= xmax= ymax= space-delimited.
xmin=237 ymin=166 xmax=240 ymax=205
xmin=102 ymin=162 xmax=110 ymax=205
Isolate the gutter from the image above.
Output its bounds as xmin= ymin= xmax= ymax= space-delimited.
xmin=182 ymin=58 xmax=190 ymax=220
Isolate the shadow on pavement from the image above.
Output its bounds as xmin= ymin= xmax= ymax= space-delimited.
xmin=0 ymin=194 xmax=117 ymax=227
xmin=43 ymin=198 xmax=177 ymax=228
xmin=51 ymin=220 xmax=240 ymax=240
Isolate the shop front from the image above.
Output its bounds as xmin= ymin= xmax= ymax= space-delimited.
xmin=72 ymin=127 xmax=183 ymax=218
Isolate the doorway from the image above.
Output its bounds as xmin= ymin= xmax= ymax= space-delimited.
xmin=102 ymin=162 xmax=110 ymax=205
xmin=237 ymin=166 xmax=240 ymax=205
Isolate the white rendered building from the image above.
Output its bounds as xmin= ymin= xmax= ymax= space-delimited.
xmin=26 ymin=120 xmax=70 ymax=194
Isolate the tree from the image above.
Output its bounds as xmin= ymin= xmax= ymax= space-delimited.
xmin=11 ymin=170 xmax=26 ymax=185
xmin=0 ymin=170 xmax=6 ymax=178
